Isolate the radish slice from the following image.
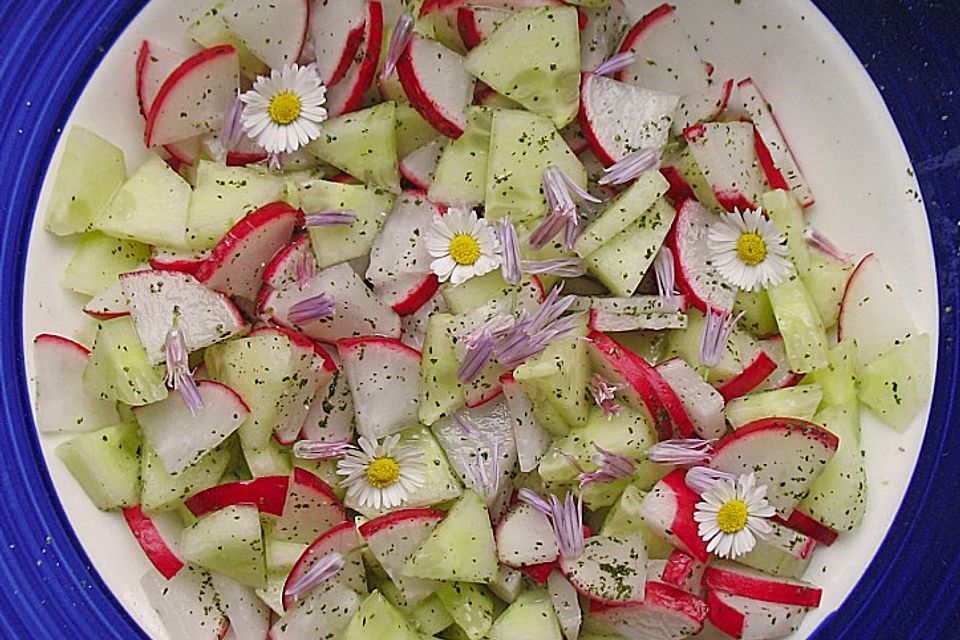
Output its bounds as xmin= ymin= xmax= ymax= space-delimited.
xmin=299 ymin=350 xmax=355 ymax=443
xmin=136 ymin=40 xmax=190 ymax=117
xmin=590 ymin=581 xmax=709 ymax=640
xmin=548 ymin=570 xmax=582 ymax=640
xmin=119 ymin=269 xmax=248 ymax=364
xmin=560 ymin=535 xmax=647 ymax=604
xmin=710 ymin=417 xmax=840 ymax=515
xmin=221 ymin=0 xmax=310 ymax=69
xmin=149 ymin=246 xmax=210 ymax=275
xmin=311 ymin=0 xmax=367 ymax=86
xmin=209 ymin=572 xmax=270 ymax=640
xmin=83 ymin=279 xmax=130 ymax=320
xmin=648 ymin=549 xmax=706 ymax=595
xmin=683 ymin=122 xmax=769 ymax=212
xmin=456 ymin=6 xmax=511 ymax=50
xmin=639 ymin=469 xmax=710 ymax=563
xmin=336 ymin=337 xmax=421 ymax=440
xmin=268 ymin=579 xmax=360 ymax=639
xmin=32 ymin=333 xmax=120 ymax=433
xmin=707 ymin=589 xmax=811 ymax=640
xmin=326 ymin=0 xmax=384 ymax=116
xmin=272 ymin=468 xmax=346 ymax=545
xmin=123 ymin=505 xmax=184 ymax=579
xmin=579 ymin=0 xmax=626 ymax=72
xmin=716 ymin=350 xmax=778 ymax=401
xmin=194 ymin=201 xmax=300 ymax=301
xmin=754 ymin=335 xmax=803 ymax=391
xmin=703 ymin=560 xmax=822 ymax=607
xmin=134 ymin=380 xmax=249 ymax=475
xmin=185 ymin=476 xmax=289 ymax=517
xmin=142 ymin=567 xmax=227 ymax=640
xmin=397 ymin=33 xmax=474 ymax=138
xmin=496 ymin=502 xmax=559 ymax=568
xmin=359 ymin=508 xmax=445 ymax=604
xmin=145 ymin=45 xmax=239 ymax=147
xmin=500 ymin=373 xmax=552 ymax=473
xmin=668 ymin=198 xmax=737 ymax=313
xmin=775 ymin=509 xmax=839 ymax=547
xmin=399 ymin=138 xmax=445 ymax=190
xmin=654 ymin=357 xmax=726 ymax=440
xmin=282 ymin=521 xmax=366 ymax=611
xmin=262 ymin=233 xmax=314 ymax=291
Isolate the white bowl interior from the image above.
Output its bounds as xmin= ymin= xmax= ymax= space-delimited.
xmin=21 ymin=1 xmax=938 ymax=638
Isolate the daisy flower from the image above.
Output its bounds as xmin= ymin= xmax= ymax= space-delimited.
xmin=693 ymin=472 xmax=775 ymax=559
xmin=240 ymin=63 xmax=327 ymax=155
xmin=425 ymin=207 xmax=502 ymax=285
xmin=336 ymin=435 xmax=427 ymax=511
xmin=707 ymin=207 xmax=793 ymax=292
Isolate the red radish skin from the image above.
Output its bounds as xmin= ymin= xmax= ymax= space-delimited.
xmin=261 ymin=233 xmax=313 ymax=290
xmin=774 ymin=510 xmax=839 ymax=547
xmin=358 ymin=508 xmax=446 ymax=538
xmin=396 ymin=34 xmax=473 ymax=138
xmin=521 ymin=562 xmax=559 ymax=585
xmin=753 ymin=124 xmax=791 ymax=192
xmin=184 ymin=476 xmax=289 ymax=517
xmin=659 ymin=550 xmax=703 ymax=593
xmin=35 ymin=333 xmax=89 ymax=356
xmin=707 ymin=589 xmax=811 ymax=640
xmin=683 ymin=122 xmax=765 ymax=212
xmin=271 ymin=467 xmax=346 ymax=543
xmin=660 ymin=165 xmax=695 ymax=203
xmin=389 ymin=274 xmax=441 ymax=316
xmin=661 ymin=470 xmax=709 ymax=563
xmin=590 ymin=581 xmax=709 ymax=638
xmin=716 ymin=351 xmax=778 ymax=401
xmin=456 ymin=7 xmax=485 ymax=50
xmin=311 ymin=0 xmax=367 ymax=86
xmin=282 ymin=521 xmax=365 ymax=610
xmin=144 ymin=45 xmax=239 ymax=147
xmin=325 ymin=1 xmax=384 ymax=116
xmin=613 ymin=2 xmax=673 ymax=78
xmin=702 ymin=562 xmax=822 ymax=607
xmin=123 ymin=506 xmax=184 ymax=579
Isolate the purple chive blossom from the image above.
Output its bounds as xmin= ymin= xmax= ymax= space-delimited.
xmin=288 ymin=294 xmax=336 ymax=325
xmin=496 ymin=285 xmax=583 ymax=367
xmin=654 ymin=247 xmax=678 ymax=299
xmin=292 ymin=439 xmax=353 ymax=460
xmin=699 ymin=306 xmax=744 ymax=368
xmin=165 ymin=327 xmax=204 ymax=416
xmin=295 ymin=251 xmax=316 ymax=288
xmin=284 ymin=552 xmax=345 ymax=600
xmin=599 ymin=148 xmax=661 ymax=186
xmin=518 ymin=490 xmax=584 ymax=560
xmin=497 ymin=219 xmax=522 ymax=285
xmin=453 ymin=412 xmax=481 ymax=439
xmin=589 ymin=373 xmax=626 ymax=417
xmin=578 ymin=445 xmax=636 ymax=487
xmin=804 ymin=227 xmax=851 ymax=262
xmin=222 ymin=93 xmax=245 ymax=152
xmin=458 ymin=314 xmax=514 ymax=383
xmin=531 ymin=166 xmax=601 ymax=250
xmin=521 ymin=258 xmax=587 ymax=278
xmin=268 ymin=152 xmax=284 ymax=172
xmin=592 ymin=51 xmax=636 ymax=77
xmin=685 ymin=466 xmax=737 ymax=495
xmin=381 ymin=13 xmax=415 ymax=80
xmin=464 ymin=442 xmax=501 ymax=500
xmin=647 ymin=439 xmax=715 ymax=466
xmin=305 ymin=209 xmax=357 ymax=226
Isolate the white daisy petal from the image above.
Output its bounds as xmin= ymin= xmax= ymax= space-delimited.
xmin=692 ymin=471 xmax=776 ymax=560
xmin=336 ymin=435 xmax=425 ymax=512
xmin=425 ymin=208 xmax=503 ymax=285
xmin=239 ymin=63 xmax=328 ymax=157
xmin=708 ymin=207 xmax=794 ymax=292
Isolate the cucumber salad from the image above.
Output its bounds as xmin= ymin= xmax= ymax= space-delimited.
xmin=34 ymin=1 xmax=932 ymax=639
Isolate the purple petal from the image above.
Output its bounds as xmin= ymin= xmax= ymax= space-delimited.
xmin=592 ymin=52 xmax=636 ymax=77
xmin=517 ymin=488 xmax=553 ymax=516
xmin=381 ymin=13 xmax=415 ymax=80
xmin=528 ymin=210 xmax=572 ymax=249
xmin=288 ymin=294 xmax=336 ymax=325
xmin=293 ymin=439 xmax=352 ymax=460
xmin=558 ymin=168 xmax=602 ymax=204
xmin=589 ymin=373 xmax=625 ymax=417
xmin=685 ymin=466 xmax=737 ymax=495
xmin=647 ymin=439 xmax=715 ymax=466
xmin=305 ymin=209 xmax=357 ymax=226
xmin=458 ymin=335 xmax=496 ymax=383
xmin=654 ymin=246 xmax=677 ymax=299
xmin=295 ymin=251 xmax=316 ymax=287
xmin=497 ymin=220 xmax=522 ymax=285
xmin=222 ymin=94 xmax=245 ymax=152
xmin=698 ymin=307 xmax=744 ymax=368
xmin=804 ymin=227 xmax=851 ymax=262
xmin=284 ymin=552 xmax=345 ymax=600
xmin=164 ymin=328 xmax=205 ymax=416
xmin=552 ymin=493 xmax=584 ymax=560
xmin=599 ymin=148 xmax=661 ymax=186
xmin=521 ymin=258 xmax=587 ymax=278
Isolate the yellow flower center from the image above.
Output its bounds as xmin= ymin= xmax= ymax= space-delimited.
xmin=268 ymin=92 xmax=302 ymax=125
xmin=366 ymin=457 xmax=401 ymax=489
xmin=449 ymin=234 xmax=481 ymax=265
xmin=736 ymin=233 xmax=767 ymax=266
xmin=716 ymin=499 xmax=749 ymax=534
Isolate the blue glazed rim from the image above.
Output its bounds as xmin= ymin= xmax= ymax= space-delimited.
xmin=0 ymin=1 xmax=957 ymax=638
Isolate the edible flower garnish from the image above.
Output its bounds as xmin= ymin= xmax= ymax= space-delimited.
xmin=518 ymin=489 xmax=585 ymax=560
xmin=699 ymin=306 xmax=744 ymax=368
xmin=164 ymin=324 xmax=204 ymax=416
xmin=288 ymin=293 xmax=336 ymax=325
xmin=337 ymin=435 xmax=427 ymax=510
xmin=381 ymin=13 xmax=415 ymax=80
xmin=221 ymin=93 xmax=245 ymax=152
xmin=284 ymin=552 xmax=344 ymax=600
xmin=305 ymin=209 xmax=357 ymax=226
xmin=426 ymin=207 xmax=502 ymax=285
xmin=685 ymin=466 xmax=737 ymax=495
xmin=589 ymin=373 xmax=626 ymax=417
xmin=577 ymin=445 xmax=635 ymax=487
xmin=804 ymin=227 xmax=851 ymax=262
xmin=458 ymin=314 xmax=513 ymax=383
xmin=653 ymin=246 xmax=678 ymax=299
xmin=521 ymin=258 xmax=587 ymax=278
xmin=495 ymin=285 xmax=584 ymax=368
xmin=707 ymin=207 xmax=793 ymax=292
xmin=592 ymin=51 xmax=636 ymax=77
xmin=647 ymin=439 xmax=715 ymax=466
xmin=240 ymin=63 xmax=328 ymax=155
xmin=530 ymin=165 xmax=601 ymax=250
xmin=463 ymin=442 xmax=501 ymax=502
xmin=295 ymin=251 xmax=315 ymax=288
xmin=292 ymin=439 xmax=353 ymax=460
xmin=598 ymin=148 xmax=661 ymax=186
xmin=694 ymin=472 xmax=775 ymax=559
xmin=496 ymin=219 xmax=522 ymax=285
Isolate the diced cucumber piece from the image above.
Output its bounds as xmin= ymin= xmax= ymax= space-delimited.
xmin=513 ymin=329 xmax=591 ymax=435
xmin=62 ymin=232 xmax=150 ymax=296
xmin=265 ymin=538 xmax=307 ymax=573
xmin=141 ymin=442 xmax=230 ymax=512
xmin=45 ymin=126 xmax=126 ymax=236
xmin=575 ymin=170 xmax=669 ymax=258
xmin=725 ymin=384 xmax=823 ymax=429
xmin=299 ymin=179 xmax=396 ymax=268
xmin=805 ymin=339 xmax=858 ymax=410
xmin=610 ymin=331 xmax=665 ymax=365
xmin=583 ymin=198 xmax=675 ymax=297
xmin=484 ymin=109 xmax=586 ymax=223
xmin=181 ymin=504 xmax=266 ymax=589
xmin=767 ymin=275 xmax=829 ymax=373
xmin=428 ymin=106 xmax=493 ymax=207
xmin=799 ymin=404 xmax=866 ymax=531
xmin=487 ymin=589 xmax=562 ymax=640
xmin=255 ymin=570 xmax=287 ymax=616
xmin=601 ymin=485 xmax=674 ymax=560
xmin=440 ymin=271 xmax=516 ymax=315
xmin=801 ymin=248 xmax=854 ymax=331
xmin=665 ymin=309 xmax=743 ymax=383
xmin=736 ymin=520 xmax=813 ymax=579
xmin=858 ymin=332 xmax=932 ymax=429
xmin=465 ymin=7 xmax=581 ymax=128
xmin=405 ymin=491 xmax=498 ymax=583
xmin=419 ymin=313 xmax=465 ymax=425
xmin=343 ymin=591 xmax=420 ymax=640
xmin=395 ymin=102 xmax=440 ymax=158
xmin=82 ymin=317 xmax=167 ymax=406
xmin=435 ymin=582 xmax=494 ymax=640
xmin=381 ymin=582 xmax=454 ymax=636
xmin=242 ymin=437 xmax=293 ymax=478
xmin=763 ymin=189 xmax=809 ymax=271
xmin=734 ymin=289 xmax=779 ymax=338
xmin=188 ymin=3 xmax=267 ymax=78
xmin=55 ymin=422 xmax=141 ymax=511
xmin=185 ymin=161 xmax=286 ymax=250
xmin=672 ymin=146 xmax=723 ymax=211
xmin=95 ymin=153 xmax=191 ymax=249
xmin=308 ymin=101 xmax=401 ymax=193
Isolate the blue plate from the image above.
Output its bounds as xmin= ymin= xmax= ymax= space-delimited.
xmin=0 ymin=1 xmax=957 ymax=638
